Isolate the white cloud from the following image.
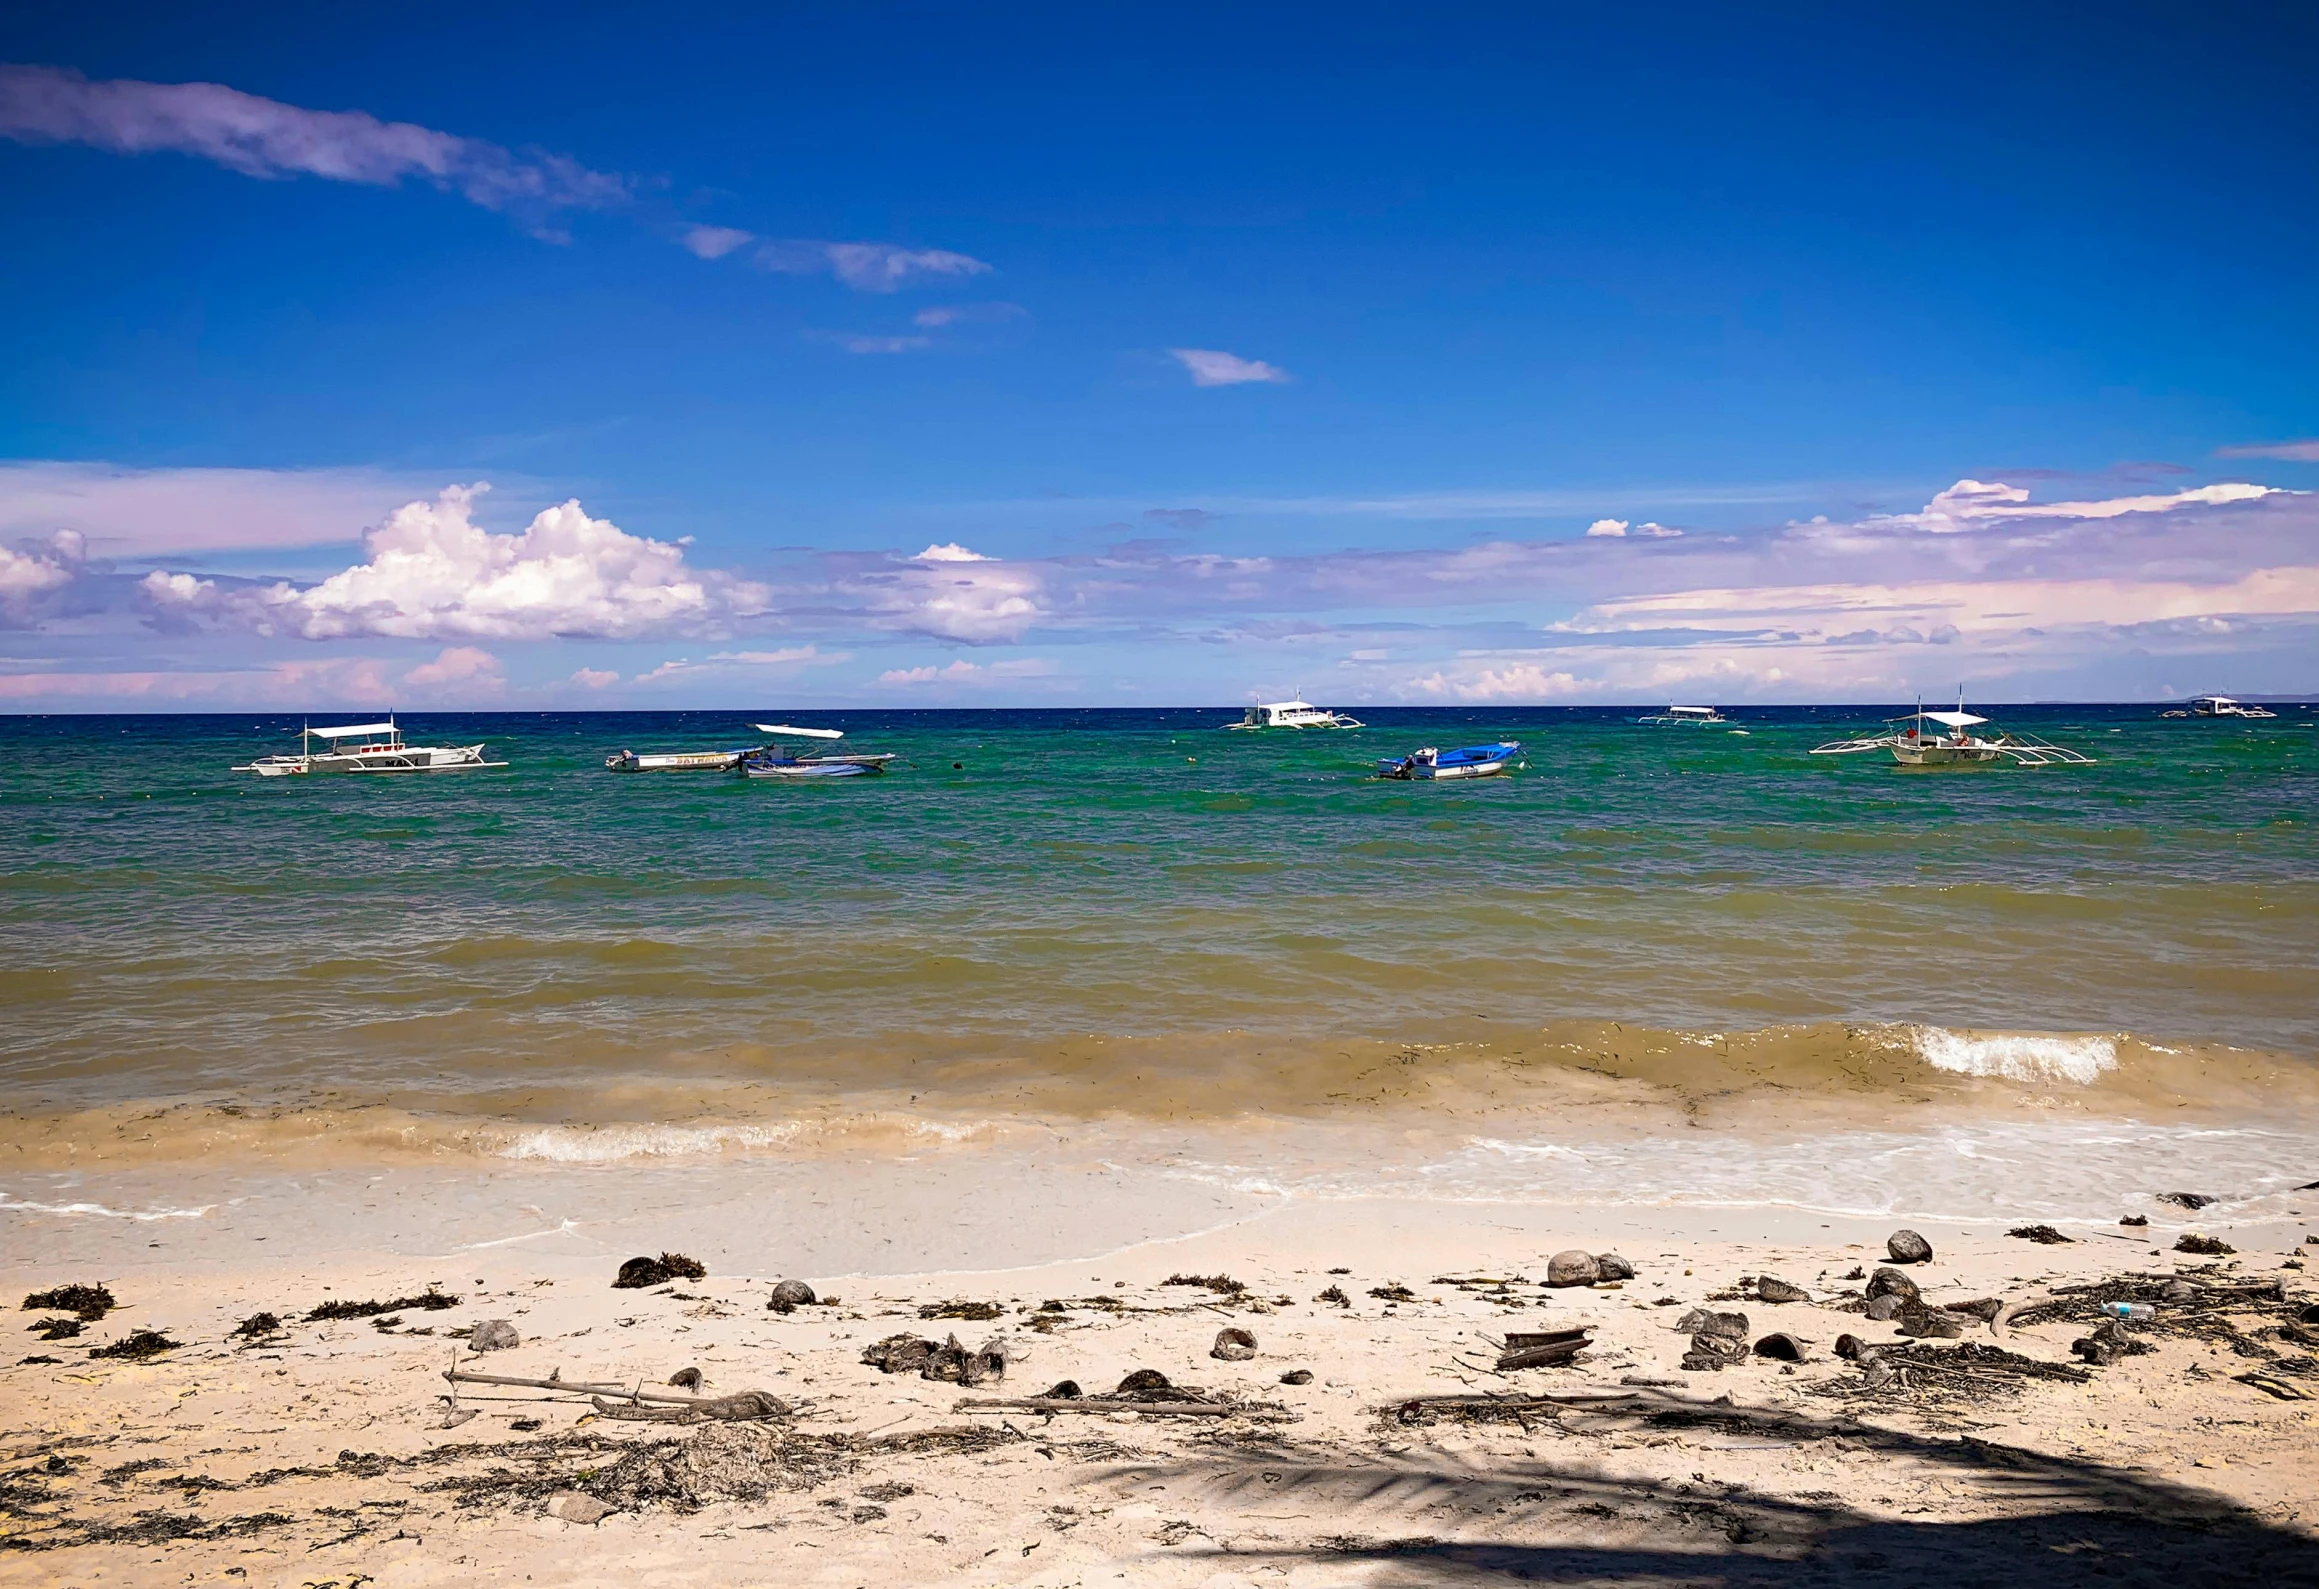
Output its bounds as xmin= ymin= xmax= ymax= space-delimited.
xmin=2215 ymin=439 xmax=2319 ymax=462
xmin=739 ymin=239 xmax=992 ymax=292
xmin=0 ymin=528 xmax=84 ymax=612
xmin=1409 ymin=662 xmax=1590 ymax=701
xmin=1585 ymin=519 xmax=1628 ymax=537
xmin=569 ymin=666 xmax=619 ymax=689
xmin=915 ymin=542 xmax=989 ymax=562
xmin=402 ymin=644 xmax=505 ymax=691
xmin=1881 ymin=478 xmax=2276 ymax=533
xmin=877 ymin=657 xmax=1056 ymax=686
xmin=144 ymin=483 xmax=768 ymax=641
xmin=0 ymin=461 xmax=447 ymax=556
xmin=706 ymin=646 xmax=844 ymax=665
xmin=1169 ymin=348 xmax=1291 ymax=387
xmin=838 ymin=334 xmax=933 ymax=355
xmin=861 ymin=547 xmax=1044 ymax=642
xmin=0 ymin=65 xmax=624 ymax=233
xmin=680 ymin=224 xmax=754 ymax=260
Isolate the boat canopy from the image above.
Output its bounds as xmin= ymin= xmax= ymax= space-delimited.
xmin=1918 ymin=710 xmax=1987 ymax=728
xmin=1668 ymin=705 xmax=1718 ymax=716
xmin=752 ymin=723 xmax=844 ymax=739
xmin=311 ymin=721 xmax=398 ymax=738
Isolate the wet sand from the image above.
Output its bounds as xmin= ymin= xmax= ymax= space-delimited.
xmin=5 ymin=1196 xmax=2315 ymax=1585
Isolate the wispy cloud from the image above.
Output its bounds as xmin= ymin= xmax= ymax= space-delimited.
xmin=1169 ymin=348 xmax=1291 ymax=387
xmin=701 ymin=234 xmax=993 ymax=292
xmin=876 ymin=656 xmax=1056 ymax=686
xmin=2216 ymin=439 xmax=2319 ymax=462
xmin=0 ymin=64 xmax=623 ymax=236
xmin=0 ymin=461 xmax=450 ymax=557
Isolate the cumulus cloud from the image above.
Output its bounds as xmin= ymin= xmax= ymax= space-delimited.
xmin=1585 ymin=519 xmax=1629 ymax=537
xmin=0 ymin=528 xmax=86 ymax=620
xmin=569 ymin=666 xmax=619 ymax=689
xmin=0 ymin=64 xmax=623 ymax=235
xmin=1170 ymin=348 xmax=1291 ymax=387
xmin=856 ymin=544 xmax=1045 ymax=642
xmin=143 ymin=484 xmax=768 ymax=642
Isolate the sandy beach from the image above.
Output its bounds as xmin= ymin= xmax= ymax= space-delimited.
xmin=6 ymin=1191 xmax=2315 ymax=1586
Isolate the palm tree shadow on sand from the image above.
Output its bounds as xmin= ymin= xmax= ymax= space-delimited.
xmin=1084 ymin=1390 xmax=2319 ymax=1586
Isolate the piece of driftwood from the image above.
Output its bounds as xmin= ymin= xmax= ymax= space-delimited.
xmin=588 ymin=1391 xmax=790 ymax=1423
xmin=1495 ymin=1328 xmax=1591 ymax=1370
xmin=952 ymin=1396 xmax=1247 ymax=1417
xmin=445 ymin=1366 xmax=722 ymax=1407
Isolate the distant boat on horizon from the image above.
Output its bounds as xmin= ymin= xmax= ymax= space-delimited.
xmin=1228 ymin=697 xmax=1363 ymax=730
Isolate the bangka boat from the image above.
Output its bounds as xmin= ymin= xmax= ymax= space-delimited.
xmin=1377 ymin=741 xmax=1524 ymax=780
xmin=234 ymin=719 xmax=506 ymax=776
xmin=604 ymin=748 xmax=755 ymax=772
xmin=2160 ymin=695 xmax=2277 ymax=720
xmin=1635 ymin=704 xmax=1729 ymax=725
xmin=1810 ymin=698 xmax=2094 ymax=767
xmin=739 ymin=723 xmax=896 ymax=779
xmin=1227 ymin=698 xmax=1364 ymax=730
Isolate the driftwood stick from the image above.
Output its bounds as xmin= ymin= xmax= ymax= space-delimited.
xmin=952 ymin=1396 xmax=1254 ymax=1417
xmin=444 ymin=1367 xmax=716 ymax=1406
xmin=1383 ymin=1391 xmax=1645 ymax=1410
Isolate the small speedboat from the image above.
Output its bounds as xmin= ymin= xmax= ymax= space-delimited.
xmin=604 ymin=748 xmax=754 ymax=772
xmin=1377 ymin=741 xmax=1523 ymax=781
xmin=739 ymin=723 xmax=895 ymax=780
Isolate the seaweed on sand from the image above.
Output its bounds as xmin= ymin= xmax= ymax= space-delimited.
xmin=88 ymin=1330 xmax=181 ymax=1361
xmin=20 ymin=1284 xmax=115 ymax=1322
xmin=306 ymin=1287 xmax=459 ymax=1321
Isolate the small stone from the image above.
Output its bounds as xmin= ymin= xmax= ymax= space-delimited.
xmin=1834 ymin=1333 xmax=1865 ymax=1360
xmin=1753 ymin=1332 xmax=1806 ymax=1362
xmin=1674 ymin=1307 xmax=1749 ymax=1338
xmin=1546 ymin=1250 xmax=1602 ymax=1287
xmin=1754 ymin=1277 xmax=1810 ymax=1304
xmin=1210 ymin=1327 xmax=1258 ymax=1362
xmin=2156 ymin=1192 xmax=2216 ymax=1210
xmin=1594 ymin=1253 xmax=1636 ymax=1281
xmin=1280 ymin=1369 xmax=1314 ymax=1386
xmin=1864 ymin=1267 xmax=1921 ymax=1303
xmin=1886 ymin=1229 xmax=1933 ymax=1265
xmin=2120 ymin=1215 xmax=2149 ymax=1227
xmin=668 ymin=1367 xmax=703 ymax=1390
xmin=1864 ymin=1295 xmax=1904 ymax=1322
xmin=769 ymin=1279 xmax=817 ymax=1309
xmin=546 ymin=1491 xmax=614 ymax=1525
xmin=470 ymin=1319 xmax=520 ymax=1352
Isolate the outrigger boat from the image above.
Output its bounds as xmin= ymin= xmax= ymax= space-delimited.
xmin=1635 ymin=704 xmax=1729 ymax=725
xmin=2160 ymin=695 xmax=2277 ymax=720
xmin=1811 ymin=697 xmax=2094 ymax=767
xmin=234 ymin=719 xmax=504 ymax=776
xmin=604 ymin=747 xmax=756 ymax=772
xmin=1227 ymin=697 xmax=1364 ymax=730
xmin=740 ymin=723 xmax=896 ymax=780
xmin=1377 ymin=741 xmax=1524 ymax=781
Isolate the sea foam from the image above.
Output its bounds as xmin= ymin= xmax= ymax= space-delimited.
xmin=1912 ymin=1026 xmax=2118 ymax=1085
xmin=495 ymin=1122 xmax=807 ymax=1163
xmin=0 ymin=1192 xmax=215 ymax=1220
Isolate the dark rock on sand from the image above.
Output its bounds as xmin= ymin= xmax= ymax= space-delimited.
xmin=1864 ymin=1267 xmax=1921 ymax=1303
xmin=669 ymin=1367 xmax=703 ymax=1390
xmin=547 ymin=1490 xmax=615 ymax=1525
xmin=470 ymin=1319 xmax=521 ymax=1352
xmin=1864 ymin=1294 xmax=1904 ymax=1321
xmin=1040 ymin=1379 xmax=1083 ymax=1399
xmin=1834 ymin=1333 xmax=1866 ymax=1360
xmin=614 ymin=1254 xmax=706 ymax=1289
xmin=1886 ymin=1229 xmax=1934 ymax=1264
xmin=2120 ymin=1215 xmax=2149 ymax=1227
xmin=767 ymin=1280 xmax=817 ymax=1312
xmin=1115 ymin=1368 xmax=1199 ymax=1402
xmin=1675 ymin=1308 xmax=1748 ymax=1336
xmin=1754 ymin=1277 xmax=1811 ymax=1304
xmin=1595 ymin=1253 xmax=1636 ymax=1281
xmin=1280 ymin=1369 xmax=1314 ymax=1386
xmin=2157 ymin=1192 xmax=2217 ymax=1210
xmin=1210 ymin=1327 xmax=1258 ymax=1361
xmin=1679 ymin=1309 xmax=1752 ymax=1371
xmin=1546 ymin=1250 xmax=1601 ymax=1287
xmin=2176 ymin=1233 xmax=2235 ymax=1256
xmin=2008 ymin=1225 xmax=2074 ymax=1244
xmin=1754 ymin=1332 xmax=1807 ymax=1362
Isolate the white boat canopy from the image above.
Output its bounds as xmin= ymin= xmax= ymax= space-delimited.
xmin=1668 ymin=705 xmax=1718 ymax=716
xmin=311 ymin=721 xmax=398 ymax=738
xmin=752 ymin=723 xmax=844 ymax=739
xmin=1917 ymin=710 xmax=1987 ymax=728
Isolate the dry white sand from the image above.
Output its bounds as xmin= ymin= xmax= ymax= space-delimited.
xmin=4 ymin=1194 xmax=2315 ymax=1586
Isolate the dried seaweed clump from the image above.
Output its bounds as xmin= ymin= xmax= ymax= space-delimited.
xmin=88 ymin=1330 xmax=182 ymax=1361
xmin=1162 ymin=1274 xmax=1246 ymax=1295
xmin=21 ymin=1284 xmax=115 ymax=1322
xmin=584 ymin=1423 xmax=852 ymax=1513
xmin=918 ymin=1299 xmax=1003 ymax=1321
xmin=614 ymin=1254 xmax=707 ymax=1289
xmin=307 ymin=1288 xmax=459 ymax=1322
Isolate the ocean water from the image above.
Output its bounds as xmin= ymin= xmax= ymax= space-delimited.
xmin=2 ymin=705 xmax=2315 ymax=1230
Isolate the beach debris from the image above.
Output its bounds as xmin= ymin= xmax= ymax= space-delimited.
xmin=1834 ymin=1333 xmax=1867 ymax=1360
xmin=2236 ymin=1373 xmax=2314 ymax=1401
xmin=1886 ymin=1229 xmax=1934 ymax=1264
xmin=546 ymin=1490 xmax=615 ymax=1524
xmin=2121 ymin=1215 xmax=2150 ymax=1227
xmin=20 ymin=1283 xmax=116 ymax=1322
xmin=308 ymin=1287 xmax=459 ymax=1321
xmin=669 ymin=1367 xmax=703 ymax=1390
xmin=1864 ymin=1267 xmax=1921 ymax=1304
xmin=918 ymin=1299 xmax=1003 ymax=1320
xmin=1864 ymin=1295 xmax=1903 ymax=1321
xmin=767 ymin=1279 xmax=817 ymax=1312
xmin=1316 ymin=1285 xmax=1351 ymax=1307
xmin=2157 ymin=1192 xmax=2218 ymax=1210
xmin=2009 ymin=1225 xmax=2074 ymax=1244
xmin=470 ymin=1320 xmax=521 ymax=1352
xmin=2176 ymin=1234 xmax=2235 ymax=1256
xmin=1383 ymin=1389 xmax=1647 ymax=1428
xmin=1596 ymin=1253 xmax=1637 ymax=1281
xmin=1116 ymin=1368 xmax=1196 ymax=1401
xmin=953 ymin=1368 xmax=1277 ymax=1419
xmin=1367 ymin=1282 xmax=1418 ymax=1303
xmin=1162 ymin=1273 xmax=1245 ymax=1295
xmin=88 ymin=1329 xmax=181 ymax=1361
xmin=1825 ymin=1341 xmax=2092 ymax=1401
xmin=439 ymin=1405 xmax=480 ymax=1429
xmin=1944 ymin=1298 xmax=2005 ymax=1322
xmin=1040 ymin=1379 xmax=1083 ymax=1399
xmin=1545 ymin=1250 xmax=1600 ymax=1287
xmin=861 ymin=1332 xmax=1007 ymax=1384
xmin=1749 ymin=1276 xmax=1811 ymax=1304
xmin=572 ymin=1419 xmax=852 ymax=1511
xmin=2070 ymin=1318 xmax=2153 ymax=1366
xmin=1495 ymin=1328 xmax=1592 ymax=1370
xmin=589 ymin=1390 xmax=791 ymax=1423
xmin=1280 ymin=1369 xmax=1314 ymax=1385
xmin=229 ymin=1312 xmax=284 ymax=1342
xmin=1679 ymin=1311 xmax=1751 ymax=1371
xmin=1210 ymin=1327 xmax=1258 ymax=1361
xmin=1754 ymin=1332 xmax=1807 ymax=1362
xmin=1894 ymin=1304 xmax=1967 ymax=1339
xmin=613 ymin=1254 xmax=706 ymax=1289
xmin=26 ymin=1318 xmax=83 ymax=1341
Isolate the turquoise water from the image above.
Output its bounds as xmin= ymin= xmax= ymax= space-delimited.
xmin=1 ymin=705 xmax=2314 ymax=1126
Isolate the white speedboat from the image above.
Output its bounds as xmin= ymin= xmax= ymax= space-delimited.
xmin=234 ymin=719 xmax=505 ymax=775
xmin=740 ymin=723 xmax=896 ymax=779
xmin=604 ymin=748 xmax=754 ymax=772
xmin=1636 ymin=704 xmax=1728 ymax=725
xmin=1227 ymin=698 xmax=1364 ymax=730
xmin=2160 ymin=695 xmax=2276 ymax=720
xmin=1811 ymin=697 xmax=2094 ymax=767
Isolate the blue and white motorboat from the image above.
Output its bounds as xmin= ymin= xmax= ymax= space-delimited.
xmin=1376 ymin=741 xmax=1523 ymax=781
xmin=739 ymin=723 xmax=896 ymax=780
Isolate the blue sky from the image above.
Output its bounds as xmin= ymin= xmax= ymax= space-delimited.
xmin=3 ymin=2 xmax=2316 ymax=708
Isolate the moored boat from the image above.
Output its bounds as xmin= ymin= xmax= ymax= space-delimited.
xmin=604 ymin=748 xmax=754 ymax=772
xmin=1636 ymin=704 xmax=1728 ymax=725
xmin=1227 ymin=698 xmax=1363 ymax=730
xmin=1377 ymin=741 xmax=1524 ymax=780
xmin=739 ymin=723 xmax=895 ymax=779
xmin=234 ymin=719 xmax=505 ymax=775
xmin=2160 ymin=695 xmax=2276 ymax=720
xmin=1811 ymin=697 xmax=2094 ymax=767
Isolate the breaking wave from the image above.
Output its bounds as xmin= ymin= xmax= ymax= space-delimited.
xmin=1911 ymin=1027 xmax=2119 ymax=1085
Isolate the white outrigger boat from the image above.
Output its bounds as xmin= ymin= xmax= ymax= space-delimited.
xmin=1811 ymin=698 xmax=2094 ymax=767
xmin=233 ymin=719 xmax=505 ymax=776
xmin=1636 ymin=704 xmax=1729 ymax=726
xmin=2161 ymin=695 xmax=2277 ymax=720
xmin=1227 ymin=697 xmax=1364 ymax=730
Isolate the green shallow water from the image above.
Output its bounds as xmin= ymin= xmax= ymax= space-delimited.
xmin=1 ymin=704 xmax=2314 ymax=1113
